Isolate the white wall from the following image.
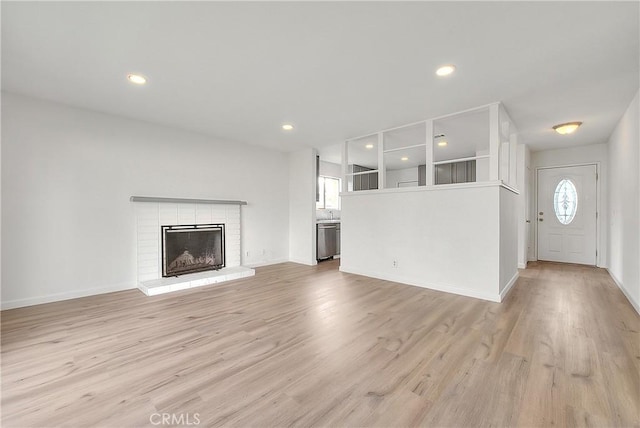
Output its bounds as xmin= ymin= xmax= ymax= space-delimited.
xmin=531 ymin=143 xmax=608 ymax=267
xmin=288 ymin=148 xmax=317 ymax=265
xmin=500 ymin=186 xmax=519 ymax=296
xmin=340 ymin=183 xmax=517 ymax=302
xmin=1 ymin=93 xmax=290 ymax=308
xmin=607 ymin=90 xmax=639 ymax=313
xmin=319 ymin=160 xmax=341 ymax=178
xmin=0 ymin=88 xmax=3 ymax=309
xmin=516 ymin=144 xmax=531 ymax=268
xmin=476 ymin=158 xmax=490 ymax=182
xmin=386 ymin=167 xmax=418 ymax=188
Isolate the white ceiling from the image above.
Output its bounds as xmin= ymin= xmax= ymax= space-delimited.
xmin=2 ymin=2 xmax=638 ymax=154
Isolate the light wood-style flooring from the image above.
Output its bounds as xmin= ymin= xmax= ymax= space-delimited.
xmin=2 ymin=260 xmax=639 ymax=427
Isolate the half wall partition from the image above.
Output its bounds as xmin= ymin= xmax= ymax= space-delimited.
xmin=339 ymin=102 xmax=520 ymax=303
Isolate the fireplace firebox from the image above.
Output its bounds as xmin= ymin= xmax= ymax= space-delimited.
xmin=161 ymin=224 xmax=225 ymax=277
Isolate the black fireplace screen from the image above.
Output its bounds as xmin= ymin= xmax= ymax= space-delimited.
xmin=161 ymin=224 xmax=225 ymax=277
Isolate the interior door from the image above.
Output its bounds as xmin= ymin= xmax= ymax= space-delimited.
xmin=537 ymin=165 xmax=597 ymax=265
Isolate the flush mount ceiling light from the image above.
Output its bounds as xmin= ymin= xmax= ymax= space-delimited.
xmin=282 ymin=124 xmax=294 ymax=131
xmin=434 ymin=134 xmax=447 ymax=147
xmin=365 ymin=144 xmax=374 ymax=149
xmin=401 ymin=156 xmax=409 ymax=161
xmin=553 ymin=121 xmax=582 ymax=135
xmin=436 ymin=64 xmax=456 ymax=77
xmin=127 ymin=73 xmax=147 ymax=85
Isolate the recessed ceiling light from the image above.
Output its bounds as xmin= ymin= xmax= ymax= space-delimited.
xmin=401 ymin=156 xmax=409 ymax=161
xmin=282 ymin=124 xmax=294 ymax=131
xmin=438 ymin=141 xmax=448 ymax=147
xmin=365 ymin=144 xmax=374 ymax=149
xmin=553 ymin=121 xmax=582 ymax=135
xmin=436 ymin=65 xmax=456 ymax=77
xmin=127 ymin=73 xmax=147 ymax=85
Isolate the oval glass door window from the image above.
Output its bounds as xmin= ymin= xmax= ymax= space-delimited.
xmin=554 ymin=179 xmax=578 ymax=225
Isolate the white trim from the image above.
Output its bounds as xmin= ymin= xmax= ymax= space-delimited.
xmin=489 ymin=104 xmax=500 ymax=180
xmin=378 ymin=132 xmax=385 ymax=189
xmin=342 ymin=140 xmax=349 ymax=193
xmin=130 ymin=196 xmax=247 ymax=205
xmin=345 ymin=102 xmax=499 ymax=143
xmin=534 ymin=163 xmax=601 ymax=266
xmin=341 ymin=180 xmax=519 ymax=197
xmin=289 ymin=258 xmax=317 ymax=266
xmin=607 ymin=269 xmax=640 ymax=315
xmin=346 ymin=119 xmax=428 ymax=142
xmin=430 ymin=102 xmax=498 ymax=121
xmin=535 ymin=162 xmax=601 ymax=171
xmin=425 ymin=119 xmax=434 ymax=185
xmin=345 ymin=169 xmax=379 ymax=177
xmin=433 ymin=155 xmax=490 ymax=165
xmin=1 ymin=282 xmax=134 ymax=310
xmin=396 ymin=180 xmax=419 ymax=187
xmin=339 ymin=265 xmax=502 ymax=303
xmin=383 ymin=143 xmax=426 ymax=154
xmin=500 ymin=272 xmax=519 ymax=302
xmin=498 ymin=182 xmax=520 ymax=194
xmin=518 ymin=262 xmax=527 ymax=269
xmin=246 ymin=258 xmax=290 ymax=268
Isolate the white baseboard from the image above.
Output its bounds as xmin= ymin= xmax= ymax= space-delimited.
xmin=500 ymin=272 xmax=519 ymax=302
xmin=288 ymin=258 xmax=317 ymax=266
xmin=607 ymin=269 xmax=640 ymax=315
xmin=1 ymin=282 xmax=134 ymax=310
xmin=339 ymin=265 xmax=502 ymax=303
xmin=517 ymin=262 xmax=527 ymax=269
xmin=246 ymin=258 xmax=290 ymax=268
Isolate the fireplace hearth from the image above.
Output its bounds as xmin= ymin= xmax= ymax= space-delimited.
xmin=161 ymin=224 xmax=225 ymax=277
xmin=133 ymin=198 xmax=254 ymax=296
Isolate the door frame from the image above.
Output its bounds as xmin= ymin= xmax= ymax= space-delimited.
xmin=534 ymin=162 xmax=602 ymax=266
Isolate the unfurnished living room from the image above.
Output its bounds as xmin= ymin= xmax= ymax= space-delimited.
xmin=1 ymin=1 xmax=639 ymax=427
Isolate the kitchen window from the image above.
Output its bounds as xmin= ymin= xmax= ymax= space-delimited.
xmin=317 ymin=176 xmax=341 ymax=210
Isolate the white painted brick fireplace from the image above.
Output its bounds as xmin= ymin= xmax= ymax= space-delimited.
xmin=132 ymin=197 xmax=254 ymax=296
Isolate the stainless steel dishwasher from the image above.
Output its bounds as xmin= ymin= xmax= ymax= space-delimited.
xmin=317 ymin=223 xmax=340 ymax=260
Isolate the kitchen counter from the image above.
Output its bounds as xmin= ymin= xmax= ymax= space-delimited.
xmin=317 ymin=219 xmax=341 ymax=224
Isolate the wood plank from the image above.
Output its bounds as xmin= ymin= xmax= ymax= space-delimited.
xmin=1 ymin=260 xmax=638 ymax=427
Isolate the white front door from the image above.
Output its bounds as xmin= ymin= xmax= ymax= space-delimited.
xmin=537 ymin=165 xmax=597 ymax=265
